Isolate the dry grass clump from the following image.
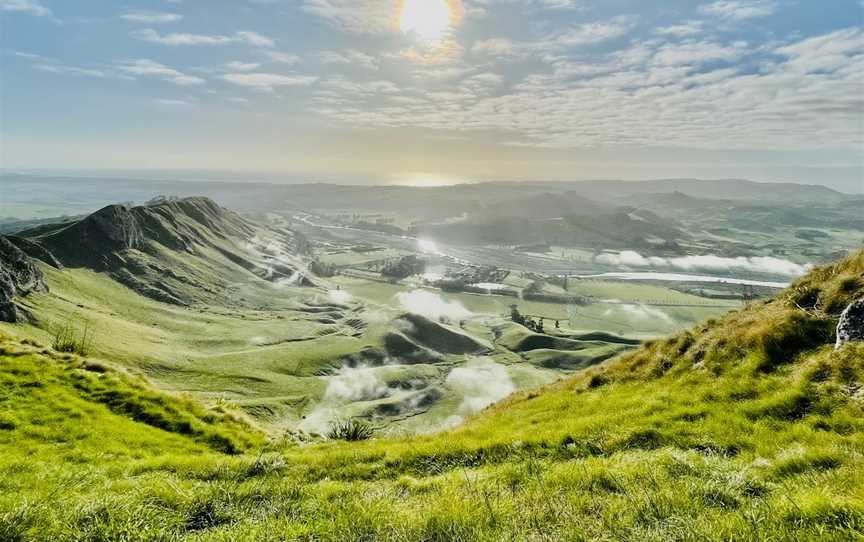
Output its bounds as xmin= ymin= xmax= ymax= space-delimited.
xmin=51 ymin=320 xmax=94 ymax=356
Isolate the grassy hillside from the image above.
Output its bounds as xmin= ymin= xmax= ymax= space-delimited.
xmin=2 ymin=252 xmax=862 ymax=541
xmin=3 ymin=197 xmax=643 ymax=432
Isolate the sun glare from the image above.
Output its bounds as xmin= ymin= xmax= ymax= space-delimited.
xmin=399 ymin=0 xmax=453 ymax=45
xmin=394 ymin=172 xmax=467 ymax=187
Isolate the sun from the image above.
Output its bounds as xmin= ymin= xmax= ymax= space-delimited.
xmin=399 ymin=0 xmax=453 ymax=45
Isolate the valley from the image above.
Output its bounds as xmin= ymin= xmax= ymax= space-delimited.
xmin=0 ymin=178 xmax=862 ymax=541
xmin=1 ymin=177 xmax=861 ymax=440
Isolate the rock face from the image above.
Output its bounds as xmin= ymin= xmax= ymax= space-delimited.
xmin=836 ymin=299 xmax=864 ymax=349
xmin=0 ymin=235 xmax=48 ymax=322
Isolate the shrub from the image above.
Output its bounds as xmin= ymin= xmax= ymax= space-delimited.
xmin=51 ymin=320 xmax=94 ymax=356
xmin=328 ymin=419 xmax=374 ymax=441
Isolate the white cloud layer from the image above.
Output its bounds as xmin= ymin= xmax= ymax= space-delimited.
xmin=311 ymin=27 xmax=864 ymax=152
xmin=133 ymin=29 xmax=275 ymax=47
xmin=0 ymin=0 xmax=50 ymax=16
xmin=595 ymin=251 xmax=813 ymax=277
xmin=121 ymin=11 xmax=182 ymax=24
xmin=395 ymin=289 xmax=473 ymax=321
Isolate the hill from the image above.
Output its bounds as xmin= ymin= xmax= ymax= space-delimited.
xmin=17 ymin=197 xmax=314 ymax=306
xmin=1 ymin=198 xmax=636 ymax=433
xmin=1 ymin=250 xmax=861 ymax=540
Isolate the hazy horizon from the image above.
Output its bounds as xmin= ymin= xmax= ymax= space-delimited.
xmin=5 ymin=168 xmax=863 ymax=194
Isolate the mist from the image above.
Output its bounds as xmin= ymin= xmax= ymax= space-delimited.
xmin=299 ymin=365 xmax=392 ymax=435
xmin=595 ymin=251 xmax=811 ymax=277
xmin=444 ymin=358 xmax=516 ymax=427
xmin=606 ymin=302 xmax=675 ymax=324
xmin=395 ymin=289 xmax=473 ymax=321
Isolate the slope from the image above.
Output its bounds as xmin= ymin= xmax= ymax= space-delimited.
xmin=19 ymin=197 xmax=314 ymax=307
xmin=2 ymin=251 xmax=862 ymax=541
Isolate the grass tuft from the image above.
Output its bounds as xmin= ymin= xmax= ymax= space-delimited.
xmin=327 ymin=419 xmax=375 ymax=441
xmin=51 ymin=319 xmax=94 ymax=356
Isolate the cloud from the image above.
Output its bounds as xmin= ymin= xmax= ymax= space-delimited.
xmin=652 ymin=40 xmax=746 ymax=66
xmin=655 ymin=21 xmax=704 ymax=37
xmin=154 ymin=98 xmax=195 ymax=106
xmin=300 ymin=0 xmax=396 ymax=35
xmin=318 ymin=49 xmax=379 ymax=70
xmin=133 ymin=28 xmax=275 ymax=47
xmin=121 ymin=11 xmax=182 ymax=24
xmin=34 ymin=64 xmax=110 ymax=78
xmin=323 ymin=366 xmax=390 ymax=402
xmin=472 ymin=16 xmax=636 ymax=60
xmin=595 ymin=250 xmax=653 ymax=267
xmin=699 ymin=0 xmax=777 ymax=20
xmin=265 ymin=51 xmax=302 ymax=64
xmin=221 ymin=72 xmax=318 ymax=92
xmin=554 ymin=17 xmax=636 ymax=47
xmin=329 ymin=289 xmax=352 ymax=303
xmin=298 ymin=365 xmax=391 ymax=435
xmin=225 ymin=61 xmax=261 ymax=71
xmin=236 ymin=30 xmax=276 ymax=48
xmin=472 ymin=38 xmax=518 ymax=57
xmin=594 ymin=250 xmax=812 ymax=277
xmin=776 ymin=27 xmax=864 ymax=74
xmin=116 ymin=59 xmax=205 ymax=85
xmin=0 ymin=0 xmax=50 ymax=16
xmin=606 ymin=303 xmax=674 ymax=324
xmin=446 ymin=358 xmax=515 ymax=416
xmin=395 ymin=290 xmax=473 ymax=321
xmin=313 ymin=28 xmax=864 ymax=152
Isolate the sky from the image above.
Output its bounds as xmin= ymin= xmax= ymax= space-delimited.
xmin=1 ymin=0 xmax=863 ymax=191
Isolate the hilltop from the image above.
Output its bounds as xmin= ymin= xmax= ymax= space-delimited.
xmin=15 ymin=196 xmax=314 ymax=306
xmin=0 ymin=250 xmax=861 ymax=541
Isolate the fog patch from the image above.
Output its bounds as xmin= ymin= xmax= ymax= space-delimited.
xmin=395 ymin=289 xmax=473 ymax=321
xmin=595 ymin=250 xmax=811 ymax=277
xmin=606 ymin=302 xmax=674 ymax=324
xmin=417 ymin=239 xmax=445 ymax=256
xmin=329 ymin=289 xmax=352 ymax=304
xmin=443 ymin=358 xmax=515 ymax=427
xmin=596 ymin=250 xmax=654 ymax=267
xmin=273 ymin=270 xmax=303 ymax=288
xmin=299 ymin=365 xmax=391 ymax=435
xmin=323 ymin=366 xmax=390 ymax=402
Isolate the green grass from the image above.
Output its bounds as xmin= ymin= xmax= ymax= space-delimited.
xmin=3 ymin=266 xmax=376 ymax=428
xmin=1 ymin=251 xmax=862 ymax=540
xmin=333 ymin=276 xmax=733 ymax=337
xmin=3 ymin=263 xmax=628 ymax=433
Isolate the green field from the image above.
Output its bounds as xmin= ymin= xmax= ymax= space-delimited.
xmin=333 ymin=276 xmax=735 ymax=338
xmin=1 ymin=265 xmax=595 ymax=434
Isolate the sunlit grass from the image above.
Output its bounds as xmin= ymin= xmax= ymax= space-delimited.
xmin=1 ymin=250 xmax=862 ymax=540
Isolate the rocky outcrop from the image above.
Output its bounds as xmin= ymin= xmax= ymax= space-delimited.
xmin=6 ymin=236 xmax=64 ymax=269
xmin=836 ymin=299 xmax=864 ymax=349
xmin=0 ymin=235 xmax=47 ymax=322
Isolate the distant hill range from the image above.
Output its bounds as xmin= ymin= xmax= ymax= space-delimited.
xmin=0 ymin=175 xmax=857 ymax=222
xmin=2 ymin=174 xmax=859 ymax=267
